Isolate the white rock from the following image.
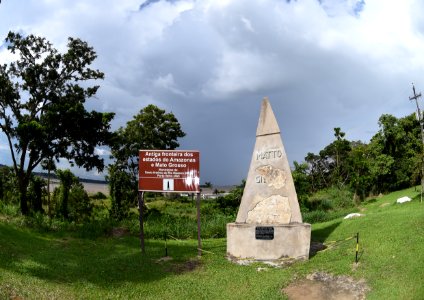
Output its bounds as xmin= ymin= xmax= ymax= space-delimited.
xmin=396 ymin=196 xmax=412 ymax=204
xmin=344 ymin=213 xmax=364 ymax=219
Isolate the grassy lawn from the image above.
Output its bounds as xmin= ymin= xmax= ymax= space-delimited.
xmin=1 ymin=187 xmax=424 ymax=299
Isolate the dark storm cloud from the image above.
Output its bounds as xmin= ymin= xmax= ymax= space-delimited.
xmin=1 ymin=0 xmax=424 ymax=184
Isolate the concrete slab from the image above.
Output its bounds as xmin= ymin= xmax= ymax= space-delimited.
xmin=227 ymin=222 xmax=311 ymax=260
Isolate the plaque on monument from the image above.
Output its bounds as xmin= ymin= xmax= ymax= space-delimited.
xmin=226 ymin=97 xmax=311 ymax=261
xmin=255 ymin=226 xmax=274 ymax=240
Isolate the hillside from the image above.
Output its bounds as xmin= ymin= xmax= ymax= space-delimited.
xmin=0 ymin=187 xmax=423 ymax=299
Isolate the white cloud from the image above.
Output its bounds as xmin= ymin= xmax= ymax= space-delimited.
xmin=1 ymin=0 xmax=424 ymax=184
xmin=153 ymin=73 xmax=186 ymax=96
xmin=241 ymin=16 xmax=255 ymax=33
xmin=94 ymin=148 xmax=111 ymax=156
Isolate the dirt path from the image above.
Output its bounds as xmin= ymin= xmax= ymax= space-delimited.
xmin=283 ymin=272 xmax=370 ymax=300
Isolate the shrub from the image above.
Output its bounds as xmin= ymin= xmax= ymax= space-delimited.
xmin=108 ymin=165 xmax=136 ymax=221
xmin=306 ymin=186 xmax=354 ymax=210
xmin=0 ymin=166 xmax=19 ymax=204
xmin=52 ymin=171 xmax=93 ymax=222
xmin=0 ymin=202 xmax=20 ymax=216
xmin=68 ymin=183 xmax=93 ymax=222
xmin=28 ymin=176 xmax=46 ymax=213
xmin=303 ymin=210 xmax=328 ymax=223
xmin=90 ymin=191 xmax=107 ymax=200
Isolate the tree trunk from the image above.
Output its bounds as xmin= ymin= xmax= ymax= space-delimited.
xmin=18 ymin=179 xmax=29 ymax=215
xmin=47 ymin=168 xmax=51 ymax=218
xmin=60 ymin=189 xmax=69 ymax=220
xmin=32 ymin=179 xmax=44 ymax=213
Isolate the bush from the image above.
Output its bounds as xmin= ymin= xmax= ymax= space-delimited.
xmin=303 ymin=210 xmax=328 ymax=223
xmin=52 ymin=178 xmax=93 ymax=222
xmin=90 ymin=191 xmax=107 ymax=200
xmin=68 ymin=183 xmax=93 ymax=222
xmin=303 ymin=207 xmax=359 ymax=224
xmin=0 ymin=202 xmax=20 ymax=216
xmin=108 ymin=165 xmax=136 ymax=221
xmin=306 ymin=186 xmax=354 ymax=210
xmin=28 ymin=176 xmax=46 ymax=213
xmin=0 ymin=166 xmax=19 ymax=204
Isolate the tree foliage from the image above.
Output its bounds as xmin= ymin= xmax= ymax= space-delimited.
xmin=56 ymin=169 xmax=78 ymax=220
xmin=293 ymin=113 xmax=422 ymax=203
xmin=108 ymin=164 xmax=135 ymax=220
xmin=0 ymin=31 xmax=114 ymax=215
xmin=28 ymin=176 xmax=46 ymax=213
xmin=108 ymin=104 xmax=186 ymax=220
xmin=216 ymin=180 xmax=245 ymax=215
xmin=0 ymin=166 xmax=18 ymax=204
xmin=53 ymin=169 xmax=92 ymax=222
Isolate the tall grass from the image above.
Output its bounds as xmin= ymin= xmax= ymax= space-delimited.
xmin=0 ymin=187 xmax=362 ymax=241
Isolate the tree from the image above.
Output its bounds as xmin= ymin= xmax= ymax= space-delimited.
xmin=41 ymin=158 xmax=56 ymax=217
xmin=292 ymin=161 xmax=311 ymax=205
xmin=319 ymin=127 xmax=351 ymax=188
xmin=346 ymin=141 xmax=372 ymax=200
xmin=111 ymin=104 xmax=186 ymax=177
xmin=108 ymin=163 xmax=135 ymax=220
xmin=216 ymin=180 xmax=245 ymax=215
xmin=109 ymin=104 xmax=186 ymax=219
xmin=53 ymin=169 xmax=92 ymax=221
xmin=0 ymin=165 xmax=18 ymax=203
xmin=0 ymin=31 xmax=114 ymax=215
xmin=56 ymin=169 xmax=77 ymax=219
xmin=367 ymin=113 xmax=421 ymax=192
xmin=304 ymin=152 xmax=329 ymax=192
xmin=204 ymin=182 xmax=213 ymax=188
xmin=28 ymin=175 xmax=46 ymax=213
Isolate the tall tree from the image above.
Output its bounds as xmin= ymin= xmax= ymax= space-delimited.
xmin=368 ymin=113 xmax=421 ymax=192
xmin=56 ymin=169 xmax=77 ymax=220
xmin=111 ymin=104 xmax=186 ymax=177
xmin=346 ymin=141 xmax=372 ymax=199
xmin=292 ymin=161 xmax=311 ymax=205
xmin=319 ymin=127 xmax=352 ymax=187
xmin=0 ymin=31 xmax=114 ymax=215
xmin=109 ymin=104 xmax=185 ymax=219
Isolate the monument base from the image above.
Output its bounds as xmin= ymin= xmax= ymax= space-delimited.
xmin=226 ymin=222 xmax=311 ymax=260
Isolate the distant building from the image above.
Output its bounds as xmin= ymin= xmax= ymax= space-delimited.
xmin=200 ymin=186 xmax=234 ymax=200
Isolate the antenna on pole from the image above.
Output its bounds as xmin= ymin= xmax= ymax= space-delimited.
xmin=409 ymin=83 xmax=424 ymax=203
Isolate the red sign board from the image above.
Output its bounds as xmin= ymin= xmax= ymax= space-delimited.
xmin=139 ymin=150 xmax=200 ymax=193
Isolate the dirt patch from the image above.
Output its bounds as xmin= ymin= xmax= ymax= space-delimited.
xmin=160 ymin=258 xmax=202 ymax=274
xmin=283 ymin=272 xmax=369 ymax=300
xmin=172 ymin=259 xmax=201 ymax=274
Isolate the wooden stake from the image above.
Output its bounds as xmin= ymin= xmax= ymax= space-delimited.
xmin=196 ymin=192 xmax=202 ymax=256
xmin=138 ymin=191 xmax=145 ymax=254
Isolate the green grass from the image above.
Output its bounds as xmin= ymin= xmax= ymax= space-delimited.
xmin=1 ymin=187 xmax=424 ymax=299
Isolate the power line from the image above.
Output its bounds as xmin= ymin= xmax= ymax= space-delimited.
xmin=409 ymin=83 xmax=424 ymax=203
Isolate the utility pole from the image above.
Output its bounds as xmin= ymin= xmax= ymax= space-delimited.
xmin=409 ymin=83 xmax=424 ymax=203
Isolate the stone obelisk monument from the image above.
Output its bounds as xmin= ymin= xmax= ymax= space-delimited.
xmin=227 ymin=97 xmax=311 ymax=261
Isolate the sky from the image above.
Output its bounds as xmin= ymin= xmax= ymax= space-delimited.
xmin=1 ymin=0 xmax=424 ymax=186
